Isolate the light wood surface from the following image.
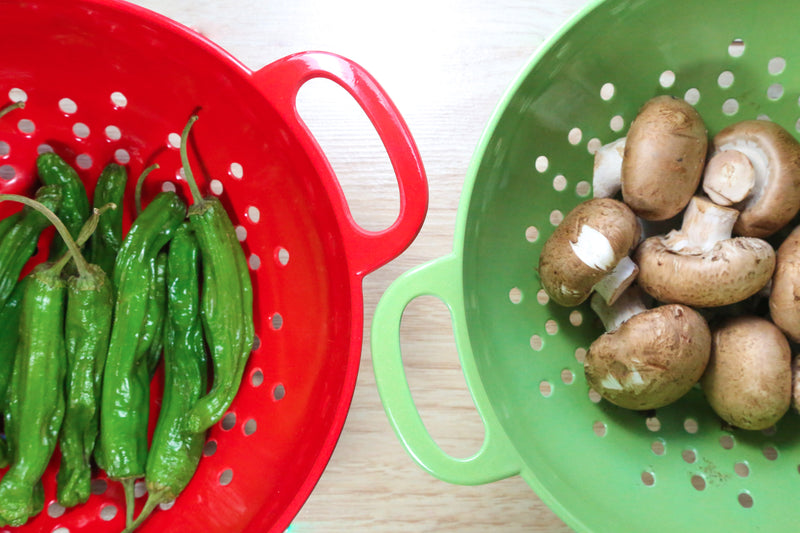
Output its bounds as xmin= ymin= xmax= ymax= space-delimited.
xmin=130 ymin=1 xmax=590 ymax=530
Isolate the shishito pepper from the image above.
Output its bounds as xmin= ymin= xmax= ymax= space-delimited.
xmin=140 ymin=251 xmax=167 ymax=378
xmin=0 ymin=263 xmax=63 ymax=528
xmin=88 ymin=162 xmax=127 ymax=276
xmin=0 ymin=184 xmax=62 ymax=310
xmin=56 ymin=204 xmax=117 ymax=508
xmin=125 ymin=223 xmax=207 ymax=532
xmin=97 ymin=190 xmax=186 ymax=524
xmin=36 ymin=152 xmax=90 ymax=259
xmin=0 ymin=194 xmax=106 ymax=527
xmin=179 ymin=114 xmax=254 ymax=434
xmin=0 ymin=279 xmax=26 ymax=468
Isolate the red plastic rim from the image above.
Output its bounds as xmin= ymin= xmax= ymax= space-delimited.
xmin=0 ymin=0 xmax=427 ymax=531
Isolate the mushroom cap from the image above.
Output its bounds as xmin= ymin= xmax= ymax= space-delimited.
xmin=538 ymin=198 xmax=639 ymax=306
xmin=769 ymin=224 xmax=800 ymax=342
xmin=585 ymin=304 xmax=711 ymax=410
xmin=621 ymin=95 xmax=708 ymax=221
xmin=713 ymin=119 xmax=800 ymax=237
xmin=634 ymin=233 xmax=775 ymax=308
xmin=701 ymin=315 xmax=791 ymax=430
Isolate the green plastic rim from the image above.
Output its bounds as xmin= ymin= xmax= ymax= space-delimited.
xmin=373 ymin=0 xmax=800 ymax=531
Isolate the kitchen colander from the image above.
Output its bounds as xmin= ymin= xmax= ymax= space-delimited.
xmin=371 ymin=0 xmax=800 ymax=531
xmin=0 ymin=0 xmax=428 ymax=531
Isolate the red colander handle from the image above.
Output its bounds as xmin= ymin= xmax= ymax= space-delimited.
xmin=251 ymin=51 xmax=428 ymax=277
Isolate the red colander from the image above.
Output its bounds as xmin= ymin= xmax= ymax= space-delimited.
xmin=0 ymin=0 xmax=428 ymax=531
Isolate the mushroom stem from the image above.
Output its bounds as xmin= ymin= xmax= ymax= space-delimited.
xmin=663 ymin=196 xmax=739 ymax=254
xmin=592 ymin=137 xmax=626 ymax=198
xmin=703 ymin=149 xmax=755 ymax=206
xmin=590 ymin=286 xmax=648 ymax=333
xmin=593 ymin=256 xmax=638 ymax=305
xmin=716 ymin=139 xmax=770 ymax=208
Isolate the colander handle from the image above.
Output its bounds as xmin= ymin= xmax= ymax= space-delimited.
xmin=251 ymin=51 xmax=428 ymax=276
xmin=371 ymin=253 xmax=522 ymax=485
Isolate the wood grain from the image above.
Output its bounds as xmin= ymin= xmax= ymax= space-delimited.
xmin=130 ymin=1 xmax=590 ymax=530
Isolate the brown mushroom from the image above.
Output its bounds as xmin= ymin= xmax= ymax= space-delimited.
xmin=707 ymin=119 xmax=800 ymax=237
xmin=620 ymin=95 xmax=708 ymax=220
xmin=701 ymin=315 xmax=791 ymax=430
xmin=538 ymin=198 xmax=640 ymax=307
xmin=635 ymin=196 xmax=775 ymax=307
xmin=585 ymin=286 xmax=712 ymax=411
xmin=769 ymin=224 xmax=800 ymax=342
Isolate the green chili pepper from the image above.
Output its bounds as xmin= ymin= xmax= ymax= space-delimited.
xmin=131 ymin=166 xmax=168 ymax=379
xmin=0 ymin=185 xmax=63 ymax=311
xmin=125 ymin=223 xmax=207 ymax=532
xmin=36 ymin=152 xmax=90 ymax=259
xmin=0 ymin=191 xmax=64 ymax=429
xmin=140 ymin=251 xmax=167 ymax=378
xmin=0 ymin=280 xmax=25 ymax=406
xmin=0 ymin=279 xmax=26 ymax=469
xmin=88 ymin=162 xmax=127 ymax=276
xmin=56 ymin=204 xmax=117 ymax=509
xmin=0 ymin=210 xmax=24 ymax=242
xmin=179 ymin=114 xmax=254 ymax=434
xmin=98 ymin=190 xmax=186 ymax=525
xmin=0 ymin=194 xmax=102 ymax=527
xmin=0 ymin=265 xmax=65 ymax=528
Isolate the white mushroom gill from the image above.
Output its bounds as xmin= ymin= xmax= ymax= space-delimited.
xmin=592 ymin=137 xmax=626 ymax=199
xmin=559 ymin=283 xmax=582 ymax=298
xmin=570 ymin=224 xmax=616 ymax=271
xmin=601 ymin=373 xmax=624 ymax=391
xmin=718 ymin=139 xmax=771 ymax=207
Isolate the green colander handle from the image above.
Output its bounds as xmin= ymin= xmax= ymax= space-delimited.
xmin=371 ymin=253 xmax=522 ymax=485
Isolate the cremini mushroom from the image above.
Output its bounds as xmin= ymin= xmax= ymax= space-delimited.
xmin=635 ymin=195 xmax=775 ymax=307
xmin=621 ymin=95 xmax=708 ymax=220
xmin=538 ymin=198 xmax=640 ymax=307
xmin=769 ymin=224 xmax=800 ymax=342
xmin=701 ymin=315 xmax=791 ymax=430
xmin=706 ymin=119 xmax=800 ymax=237
xmin=585 ymin=286 xmax=711 ymax=411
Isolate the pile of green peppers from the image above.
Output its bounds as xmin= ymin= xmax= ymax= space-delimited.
xmin=0 ymin=106 xmax=255 ymax=530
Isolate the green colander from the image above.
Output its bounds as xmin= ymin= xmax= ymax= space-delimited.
xmin=371 ymin=0 xmax=800 ymax=531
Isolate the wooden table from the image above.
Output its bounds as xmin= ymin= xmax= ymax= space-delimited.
xmin=129 ymin=1 xmax=590 ymax=530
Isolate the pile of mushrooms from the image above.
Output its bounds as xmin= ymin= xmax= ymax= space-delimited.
xmin=538 ymin=95 xmax=800 ymax=430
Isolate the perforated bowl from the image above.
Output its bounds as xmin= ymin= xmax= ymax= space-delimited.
xmin=0 ymin=0 xmax=428 ymax=531
xmin=371 ymin=0 xmax=800 ymax=531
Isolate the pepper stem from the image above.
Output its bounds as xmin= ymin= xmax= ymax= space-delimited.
xmin=123 ymin=478 xmax=136 ymax=528
xmin=135 ymin=164 xmax=160 ymax=215
xmin=0 ymin=194 xmax=95 ymax=278
xmin=122 ymin=486 xmax=170 ymax=532
xmin=0 ymin=101 xmax=24 ymax=119
xmin=51 ymin=203 xmax=117 ymax=275
xmin=179 ymin=114 xmax=204 ymax=205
